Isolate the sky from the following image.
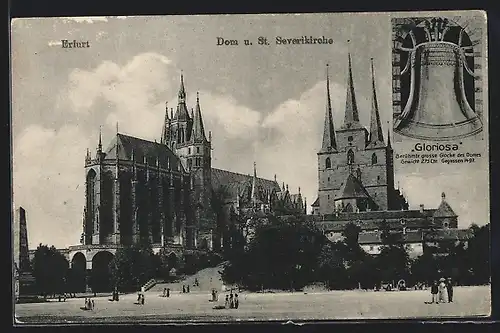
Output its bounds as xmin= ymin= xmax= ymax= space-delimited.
xmin=11 ymin=12 xmax=489 ymax=249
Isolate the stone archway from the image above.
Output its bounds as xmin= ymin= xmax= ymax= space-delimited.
xmin=90 ymin=251 xmax=114 ymax=293
xmin=69 ymin=252 xmax=87 ymax=293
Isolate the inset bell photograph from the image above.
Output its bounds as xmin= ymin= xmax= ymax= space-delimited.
xmin=392 ymin=16 xmax=485 ymax=142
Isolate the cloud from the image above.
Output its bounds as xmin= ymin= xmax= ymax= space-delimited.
xmin=258 ymin=80 xmax=348 ymax=210
xmin=13 ymin=124 xmax=93 ymax=249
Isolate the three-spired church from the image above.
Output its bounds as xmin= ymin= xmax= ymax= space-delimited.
xmin=307 ymin=54 xmax=472 ymax=256
xmin=74 ymin=74 xmax=304 ymax=268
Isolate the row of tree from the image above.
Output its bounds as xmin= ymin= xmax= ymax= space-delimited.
xmin=221 ymin=216 xmax=490 ymax=291
xmin=28 ymin=244 xmax=223 ymax=296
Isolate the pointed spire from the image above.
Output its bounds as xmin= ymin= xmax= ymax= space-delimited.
xmin=387 ymin=121 xmax=392 ymax=148
xmin=192 ymin=92 xmax=207 ymax=142
xmin=368 ymin=58 xmax=384 ymax=147
xmin=97 ymin=126 xmax=102 ymax=153
xmin=170 ymin=107 xmax=174 ymax=120
xmin=320 ymin=63 xmax=337 ymax=152
xmin=178 ymin=71 xmax=186 ymax=102
xmin=342 ymin=42 xmax=362 ymax=130
xmin=175 ymin=72 xmax=190 ymax=120
xmin=161 ymin=102 xmax=170 ymax=144
xmin=115 ymin=130 xmax=119 ymax=178
xmin=304 ymin=197 xmax=307 ymax=215
xmin=251 ymin=162 xmax=257 ymax=206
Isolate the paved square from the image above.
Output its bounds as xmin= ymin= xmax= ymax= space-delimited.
xmin=15 ymin=285 xmax=490 ymax=323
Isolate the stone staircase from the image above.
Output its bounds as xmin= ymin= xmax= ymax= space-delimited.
xmin=149 ymin=262 xmax=230 ymax=294
xmin=141 ymin=278 xmax=157 ymax=292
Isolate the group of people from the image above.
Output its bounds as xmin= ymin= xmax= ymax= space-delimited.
xmin=430 ymin=277 xmax=454 ymax=304
xmin=224 ymin=292 xmax=239 ymax=309
xmin=137 ymin=293 xmax=146 ymax=305
xmin=182 ymin=285 xmax=190 ymax=293
xmin=83 ymin=297 xmax=95 ymax=310
xmin=162 ymin=288 xmax=171 ymax=298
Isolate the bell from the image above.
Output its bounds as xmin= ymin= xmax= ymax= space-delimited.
xmin=394 ymin=33 xmax=483 ymax=141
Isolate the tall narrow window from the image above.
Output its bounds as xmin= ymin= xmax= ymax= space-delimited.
xmin=371 ymin=153 xmax=378 ymax=165
xmin=347 ymin=149 xmax=354 ymax=165
xmin=180 ymin=128 xmax=185 ymax=143
xmin=325 ymin=157 xmax=331 ymax=169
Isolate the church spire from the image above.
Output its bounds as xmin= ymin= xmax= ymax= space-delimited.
xmin=320 ymin=64 xmax=337 ymax=152
xmin=387 ymin=121 xmax=392 ymax=148
xmin=161 ymin=101 xmax=170 ymax=144
xmin=176 ymin=72 xmax=190 ymax=121
xmin=367 ymin=58 xmax=384 ymax=147
xmin=191 ymin=92 xmax=207 ymax=142
xmin=178 ymin=71 xmax=186 ymax=102
xmin=97 ymin=126 xmax=102 ymax=153
xmin=342 ymin=43 xmax=362 ymax=130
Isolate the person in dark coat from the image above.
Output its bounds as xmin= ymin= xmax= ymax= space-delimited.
xmin=229 ymin=293 xmax=234 ymax=309
xmin=431 ymin=281 xmax=439 ymax=304
xmin=234 ymin=294 xmax=239 ymax=309
xmin=167 ymin=288 xmax=170 ymax=298
xmin=446 ymin=278 xmax=454 ymax=302
xmin=182 ymin=285 xmax=186 ymax=293
xmin=187 ymin=285 xmax=190 ymax=293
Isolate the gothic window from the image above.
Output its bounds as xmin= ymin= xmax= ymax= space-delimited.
xmin=347 ymin=149 xmax=354 ymax=165
xmin=327 ymin=177 xmax=330 ymax=182
xmin=325 ymin=157 xmax=331 ymax=169
xmin=196 ymin=147 xmax=200 ymax=154
xmin=180 ymin=128 xmax=185 ymax=143
xmin=443 ymin=221 xmax=449 ymax=228
xmin=371 ymin=153 xmax=378 ymax=165
xmin=188 ymin=147 xmax=191 ymax=154
xmin=188 ymin=159 xmax=192 ymax=170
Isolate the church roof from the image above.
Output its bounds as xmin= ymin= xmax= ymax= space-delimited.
xmin=433 ymin=200 xmax=457 ymax=218
xmin=335 ymin=173 xmax=371 ymax=200
xmin=358 ymin=230 xmax=423 ymax=245
xmin=104 ymin=133 xmax=183 ymax=172
xmin=290 ymin=193 xmax=302 ymax=203
xmin=211 ymin=168 xmax=280 ymax=199
xmin=311 ymin=197 xmax=320 ymax=207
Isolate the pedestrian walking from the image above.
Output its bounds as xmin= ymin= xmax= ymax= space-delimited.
xmin=167 ymin=288 xmax=170 ymax=298
xmin=187 ymin=285 xmax=190 ymax=293
xmin=446 ymin=278 xmax=454 ymax=302
xmin=141 ymin=294 xmax=145 ymax=305
xmin=430 ymin=281 xmax=438 ymax=304
xmin=91 ymin=299 xmax=95 ymax=310
xmin=229 ymin=293 xmax=234 ymax=309
xmin=163 ymin=288 xmax=167 ymax=297
xmin=438 ymin=278 xmax=447 ymax=303
xmin=225 ymin=295 xmax=229 ymax=308
xmin=182 ymin=285 xmax=186 ymax=293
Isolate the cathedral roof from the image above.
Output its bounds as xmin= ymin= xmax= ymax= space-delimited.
xmin=311 ymin=197 xmax=320 ymax=207
xmin=104 ymin=133 xmax=183 ymax=172
xmin=211 ymin=168 xmax=280 ymax=199
xmin=335 ymin=173 xmax=371 ymax=200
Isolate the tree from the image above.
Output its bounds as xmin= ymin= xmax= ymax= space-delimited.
xmin=31 ymin=244 xmax=69 ymax=297
xmin=221 ymin=218 xmax=327 ymax=291
xmin=317 ymin=241 xmax=348 ymax=289
xmin=464 ymin=223 xmax=490 ymax=285
xmin=376 ymin=220 xmax=411 ymax=285
xmin=110 ymin=244 xmax=158 ymax=292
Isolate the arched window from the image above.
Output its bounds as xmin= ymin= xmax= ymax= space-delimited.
xmin=347 ymin=149 xmax=354 ymax=165
xmin=371 ymin=153 xmax=378 ymax=165
xmin=325 ymin=157 xmax=331 ymax=169
xmin=180 ymin=128 xmax=185 ymax=143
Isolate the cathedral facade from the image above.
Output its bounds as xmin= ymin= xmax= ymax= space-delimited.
xmin=78 ymin=74 xmax=304 ymax=265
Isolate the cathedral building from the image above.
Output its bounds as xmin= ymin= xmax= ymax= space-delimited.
xmin=75 ymin=74 xmax=303 ymax=269
xmin=308 ymin=55 xmax=470 ymax=254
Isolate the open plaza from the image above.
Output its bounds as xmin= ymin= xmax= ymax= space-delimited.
xmin=15 ymin=285 xmax=490 ymax=323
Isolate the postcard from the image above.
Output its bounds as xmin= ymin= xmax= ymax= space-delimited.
xmin=11 ymin=11 xmax=490 ymax=324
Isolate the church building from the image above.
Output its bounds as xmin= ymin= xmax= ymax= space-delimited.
xmin=309 ymin=54 xmax=470 ymax=254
